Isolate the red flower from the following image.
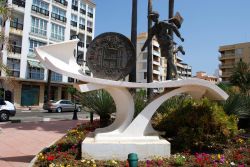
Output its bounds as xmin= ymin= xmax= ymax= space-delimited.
xmin=47 ymin=155 xmax=55 ymax=161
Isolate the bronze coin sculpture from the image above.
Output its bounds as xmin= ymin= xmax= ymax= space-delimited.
xmin=86 ymin=32 xmax=136 ymax=80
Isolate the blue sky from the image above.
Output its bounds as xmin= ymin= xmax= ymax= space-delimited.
xmin=93 ymin=0 xmax=250 ymax=75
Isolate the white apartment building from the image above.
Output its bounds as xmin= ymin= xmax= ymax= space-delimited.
xmin=0 ymin=0 xmax=95 ymax=108
xmin=136 ymin=32 xmax=191 ymax=92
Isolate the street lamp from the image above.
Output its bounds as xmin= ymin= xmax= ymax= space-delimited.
xmin=70 ymin=35 xmax=79 ymax=120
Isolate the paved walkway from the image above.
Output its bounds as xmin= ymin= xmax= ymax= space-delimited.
xmin=0 ymin=120 xmax=83 ymax=167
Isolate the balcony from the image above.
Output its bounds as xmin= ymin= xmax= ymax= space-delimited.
xmin=72 ymin=5 xmax=78 ymax=11
xmin=10 ymin=45 xmax=22 ymax=54
xmin=71 ymin=21 xmax=77 ymax=27
xmin=10 ymin=21 xmax=23 ymax=30
xmin=12 ymin=0 xmax=25 ymax=8
xmin=87 ymin=27 xmax=92 ymax=33
xmin=79 ymin=24 xmax=85 ymax=30
xmin=54 ymin=0 xmax=68 ymax=7
xmin=80 ymin=9 xmax=86 ymax=15
xmin=31 ymin=5 xmax=49 ymax=16
xmin=88 ymin=12 xmax=93 ymax=18
xmin=51 ymin=13 xmax=67 ymax=22
xmin=220 ymin=63 xmax=234 ymax=69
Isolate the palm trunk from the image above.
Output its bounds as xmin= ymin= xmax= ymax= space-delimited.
xmin=147 ymin=0 xmax=153 ymax=98
xmin=129 ymin=0 xmax=137 ymax=83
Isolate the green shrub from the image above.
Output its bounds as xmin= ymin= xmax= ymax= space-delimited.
xmin=152 ymin=98 xmax=238 ymax=152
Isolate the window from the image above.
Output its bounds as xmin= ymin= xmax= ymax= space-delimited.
xmin=51 ymin=23 xmax=65 ymax=41
xmin=79 ymin=17 xmax=85 ymax=29
xmin=51 ymin=71 xmax=62 ymax=82
xmin=87 ymin=21 xmax=92 ymax=32
xmin=7 ymin=58 xmax=20 ymax=77
xmin=31 ymin=16 xmax=47 ymax=36
xmin=72 ymin=0 xmax=78 ymax=6
xmin=142 ymin=62 xmax=147 ymax=69
xmin=29 ymin=39 xmax=46 ymax=52
xmin=27 ymin=66 xmax=44 ymax=80
xmin=52 ymin=6 xmax=66 ymax=17
xmin=235 ymin=48 xmax=243 ymax=56
xmin=33 ymin=0 xmax=49 ymax=10
xmin=80 ymin=2 xmax=86 ymax=14
xmin=72 ymin=0 xmax=78 ymax=10
xmin=88 ymin=7 xmax=93 ymax=18
xmin=52 ymin=6 xmax=66 ymax=22
xmin=144 ymin=72 xmax=147 ymax=79
xmin=71 ymin=14 xmax=77 ymax=27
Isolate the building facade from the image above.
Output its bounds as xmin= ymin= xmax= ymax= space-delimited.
xmin=219 ymin=42 xmax=250 ymax=82
xmin=195 ymin=71 xmax=218 ymax=83
xmin=136 ymin=32 xmax=191 ymax=92
xmin=0 ymin=0 xmax=95 ymax=108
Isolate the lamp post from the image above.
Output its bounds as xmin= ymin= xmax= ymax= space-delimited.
xmin=70 ymin=35 xmax=79 ymax=120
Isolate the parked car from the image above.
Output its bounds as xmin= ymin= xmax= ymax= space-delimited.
xmin=43 ymin=100 xmax=82 ymax=113
xmin=0 ymin=99 xmax=16 ymax=122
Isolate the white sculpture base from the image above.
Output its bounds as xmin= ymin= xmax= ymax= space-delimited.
xmin=82 ymin=133 xmax=170 ymax=160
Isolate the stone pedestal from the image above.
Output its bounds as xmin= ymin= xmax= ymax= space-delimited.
xmin=82 ymin=133 xmax=170 ymax=160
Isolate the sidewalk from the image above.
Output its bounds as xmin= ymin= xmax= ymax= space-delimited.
xmin=0 ymin=120 xmax=83 ymax=167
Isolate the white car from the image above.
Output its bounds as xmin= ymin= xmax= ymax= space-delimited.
xmin=0 ymin=99 xmax=16 ymax=122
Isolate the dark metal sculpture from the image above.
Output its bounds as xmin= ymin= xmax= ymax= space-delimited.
xmin=141 ymin=11 xmax=184 ymax=79
xmin=86 ymin=32 xmax=136 ymax=81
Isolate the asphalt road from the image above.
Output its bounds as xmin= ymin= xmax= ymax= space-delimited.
xmin=8 ymin=110 xmax=96 ymax=123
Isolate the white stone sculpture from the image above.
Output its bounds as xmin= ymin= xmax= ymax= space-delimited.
xmin=35 ymin=39 xmax=228 ymax=160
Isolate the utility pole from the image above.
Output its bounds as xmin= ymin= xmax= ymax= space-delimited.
xmin=147 ymin=0 xmax=153 ymax=98
xmin=129 ymin=0 xmax=137 ymax=83
xmin=167 ymin=0 xmax=175 ymax=80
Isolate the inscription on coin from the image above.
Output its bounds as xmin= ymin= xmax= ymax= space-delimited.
xmin=86 ymin=32 xmax=135 ymax=80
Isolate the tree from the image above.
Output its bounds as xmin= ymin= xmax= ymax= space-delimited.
xmin=79 ymin=90 xmax=116 ymax=127
xmin=230 ymin=60 xmax=250 ymax=94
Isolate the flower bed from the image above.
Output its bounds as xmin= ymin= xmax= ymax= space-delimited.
xmin=34 ymin=121 xmax=250 ymax=167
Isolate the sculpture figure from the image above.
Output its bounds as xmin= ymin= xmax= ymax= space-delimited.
xmin=141 ymin=11 xmax=184 ymax=79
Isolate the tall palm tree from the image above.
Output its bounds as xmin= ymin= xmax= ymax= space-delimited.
xmin=129 ymin=0 xmax=137 ymax=83
xmin=147 ymin=0 xmax=153 ymax=98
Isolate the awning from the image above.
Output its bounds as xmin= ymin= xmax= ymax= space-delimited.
xmin=27 ymin=60 xmax=44 ymax=68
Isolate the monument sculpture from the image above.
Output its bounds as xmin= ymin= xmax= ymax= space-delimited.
xmin=34 ymin=1 xmax=228 ymax=161
xmin=141 ymin=11 xmax=184 ymax=79
xmin=35 ymin=39 xmax=228 ymax=160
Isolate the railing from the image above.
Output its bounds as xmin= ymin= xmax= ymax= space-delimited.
xmin=80 ymin=8 xmax=86 ymax=14
xmin=12 ymin=0 xmax=25 ymax=7
xmin=87 ymin=27 xmax=92 ymax=33
xmin=10 ymin=21 xmax=23 ymax=30
xmin=71 ymin=21 xmax=77 ymax=27
xmin=51 ymin=13 xmax=67 ymax=22
xmin=72 ymin=5 xmax=78 ymax=11
xmin=88 ymin=12 xmax=93 ymax=18
xmin=10 ymin=45 xmax=22 ymax=54
xmin=54 ymin=0 xmax=68 ymax=6
xmin=31 ymin=5 xmax=49 ymax=16
xmin=79 ymin=24 xmax=85 ymax=30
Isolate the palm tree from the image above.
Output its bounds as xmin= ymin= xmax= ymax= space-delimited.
xmin=129 ymin=0 xmax=137 ymax=82
xmin=79 ymin=90 xmax=116 ymax=127
xmin=230 ymin=60 xmax=250 ymax=94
